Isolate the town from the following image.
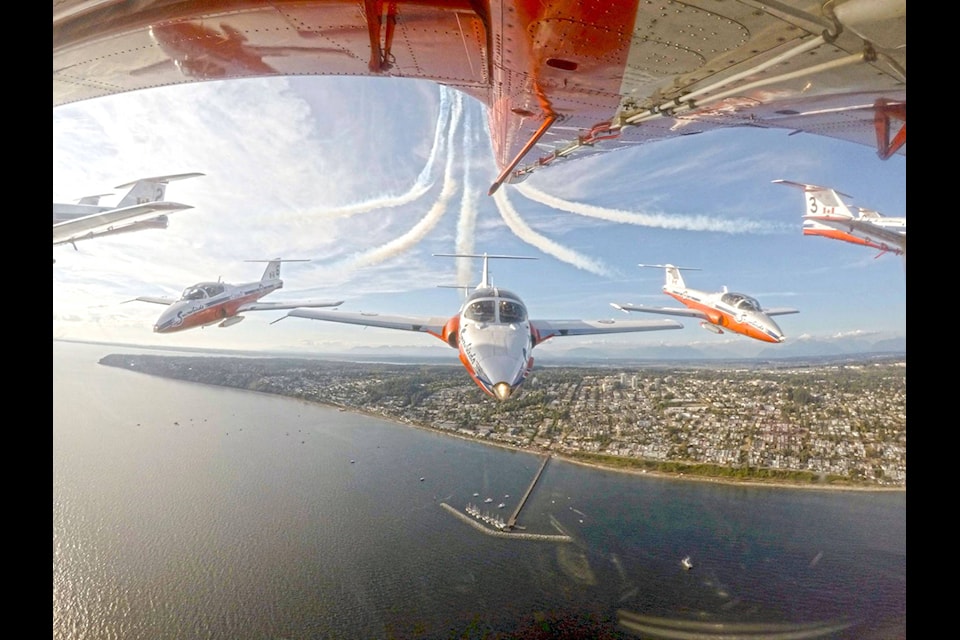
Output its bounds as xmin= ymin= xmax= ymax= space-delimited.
xmin=99 ymin=353 xmax=906 ymax=488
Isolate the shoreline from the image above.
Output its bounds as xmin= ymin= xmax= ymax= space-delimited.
xmin=318 ymin=400 xmax=905 ymax=493
xmin=99 ymin=355 xmax=905 ymax=493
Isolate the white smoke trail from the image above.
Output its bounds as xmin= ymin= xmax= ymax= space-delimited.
xmin=339 ymin=90 xmax=464 ymax=269
xmin=516 ymin=183 xmax=782 ymax=234
xmin=320 ymin=86 xmax=452 ymax=218
xmin=493 ymin=188 xmax=613 ymax=277
xmin=454 ymin=104 xmax=481 ymax=286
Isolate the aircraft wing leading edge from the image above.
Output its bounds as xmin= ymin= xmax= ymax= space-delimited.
xmin=284 ymin=308 xmax=449 ymax=336
xmin=239 ymin=299 xmax=344 ymax=312
xmin=610 ymin=303 xmax=709 ymax=320
xmin=530 ymin=318 xmax=683 ymax=340
xmin=762 ymin=308 xmax=801 ymax=317
xmin=129 ymin=296 xmax=177 ymax=305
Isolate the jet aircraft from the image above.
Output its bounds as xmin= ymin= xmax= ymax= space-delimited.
xmin=130 ymin=259 xmax=343 ymax=333
xmin=772 ymin=179 xmax=906 ymax=260
xmin=611 ymin=264 xmax=798 ymax=344
xmin=279 ymin=253 xmax=682 ymax=400
xmin=53 ymin=1 xmax=905 ymax=192
xmin=53 ymin=173 xmax=204 ymax=250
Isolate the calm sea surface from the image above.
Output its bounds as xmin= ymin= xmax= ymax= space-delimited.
xmin=53 ymin=342 xmax=906 ymax=640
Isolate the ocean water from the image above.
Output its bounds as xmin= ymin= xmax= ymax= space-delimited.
xmin=53 ymin=342 xmax=906 ymax=639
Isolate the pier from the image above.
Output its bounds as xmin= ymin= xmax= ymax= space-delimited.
xmin=506 ymin=454 xmax=550 ymax=531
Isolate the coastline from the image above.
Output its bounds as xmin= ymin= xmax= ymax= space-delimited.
xmin=96 ymin=352 xmax=905 ymax=493
xmin=315 ymin=399 xmax=905 ymax=493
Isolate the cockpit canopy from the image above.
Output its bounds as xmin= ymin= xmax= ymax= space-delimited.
xmin=463 ymin=288 xmax=527 ymax=324
xmin=181 ymin=283 xmax=225 ymax=301
xmin=720 ymin=291 xmax=762 ymax=313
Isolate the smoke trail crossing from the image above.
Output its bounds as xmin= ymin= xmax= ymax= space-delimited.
xmin=493 ymin=187 xmax=612 ymax=277
xmin=340 ymin=90 xmax=464 ymax=269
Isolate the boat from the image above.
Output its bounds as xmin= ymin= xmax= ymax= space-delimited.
xmin=472 ymin=493 xmax=479 ymax=497
xmin=484 ymin=498 xmax=493 ymax=503
xmin=419 ymin=477 xmax=425 ymax=482
xmin=497 ymin=503 xmax=506 ymax=509
xmin=681 ymin=556 xmax=693 ymax=570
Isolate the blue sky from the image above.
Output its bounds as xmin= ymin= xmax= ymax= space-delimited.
xmin=53 ymin=76 xmax=906 ymax=358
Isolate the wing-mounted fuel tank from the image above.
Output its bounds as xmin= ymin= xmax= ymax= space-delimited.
xmin=700 ymin=321 xmax=724 ymax=335
xmin=219 ymin=315 xmax=245 ymax=328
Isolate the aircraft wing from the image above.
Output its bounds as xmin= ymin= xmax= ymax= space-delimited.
xmin=284 ymin=308 xmax=449 ymax=337
xmin=129 ymin=296 xmax=177 ymax=306
xmin=763 ymin=307 xmax=801 ymax=317
xmin=53 ymin=201 xmax=192 ymax=245
xmin=806 ymin=216 xmax=907 ymax=251
xmin=530 ymin=318 xmax=682 ymax=341
xmin=238 ymin=299 xmax=344 ymax=312
xmin=610 ymin=303 xmax=709 ymax=321
xmin=54 ymin=1 xmax=906 ymax=189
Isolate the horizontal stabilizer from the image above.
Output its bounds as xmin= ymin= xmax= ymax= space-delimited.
xmin=113 ymin=172 xmax=205 ymax=189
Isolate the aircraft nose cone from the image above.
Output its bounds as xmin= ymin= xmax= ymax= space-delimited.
xmin=493 ymin=382 xmax=513 ymax=401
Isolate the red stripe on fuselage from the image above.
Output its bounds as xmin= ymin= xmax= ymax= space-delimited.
xmin=172 ymin=290 xmax=267 ymax=331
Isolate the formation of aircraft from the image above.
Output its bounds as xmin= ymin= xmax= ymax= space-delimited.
xmin=128 ymin=259 xmax=343 ymax=333
xmin=53 ymin=0 xmax=905 ymax=192
xmin=53 ymin=173 xmax=203 ymax=250
xmin=279 ymin=253 xmax=682 ymax=400
xmin=773 ymin=179 xmax=906 ymax=260
xmin=611 ymin=265 xmax=799 ymax=344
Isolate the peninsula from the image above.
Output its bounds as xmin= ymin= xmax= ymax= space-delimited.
xmin=98 ymin=353 xmax=906 ymax=489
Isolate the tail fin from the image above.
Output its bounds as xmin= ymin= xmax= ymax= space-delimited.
xmin=637 ymin=263 xmax=699 ymax=292
xmin=771 ymin=179 xmax=855 ymax=219
xmin=114 ymin=172 xmax=204 ymax=208
xmin=261 ymin=259 xmax=283 ymax=283
xmin=243 ymin=258 xmax=310 ymax=284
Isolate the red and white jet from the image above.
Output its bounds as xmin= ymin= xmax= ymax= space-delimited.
xmin=611 ymin=265 xmax=798 ymax=344
xmin=280 ymin=253 xmax=682 ymax=401
xmin=773 ymin=179 xmax=906 ymax=260
xmin=130 ymin=259 xmax=343 ymax=333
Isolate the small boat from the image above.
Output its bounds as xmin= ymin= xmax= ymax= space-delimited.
xmin=497 ymin=503 xmax=506 ymax=509
xmin=681 ymin=556 xmax=693 ymax=570
xmin=472 ymin=493 xmax=479 ymax=497
xmin=484 ymin=498 xmax=493 ymax=503
xmin=419 ymin=477 xmax=425 ymax=482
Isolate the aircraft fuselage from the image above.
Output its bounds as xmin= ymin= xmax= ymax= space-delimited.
xmin=665 ymin=288 xmax=786 ymax=343
xmin=153 ymin=281 xmax=280 ymax=333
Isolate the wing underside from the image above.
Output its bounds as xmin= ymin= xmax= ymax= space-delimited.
xmin=53 ymin=201 xmax=192 ymax=245
xmin=807 ymin=217 xmax=906 ymax=250
xmin=53 ymin=0 xmax=906 ymax=185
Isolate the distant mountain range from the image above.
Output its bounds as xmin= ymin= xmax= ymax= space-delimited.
xmin=57 ymin=332 xmax=906 ymax=366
